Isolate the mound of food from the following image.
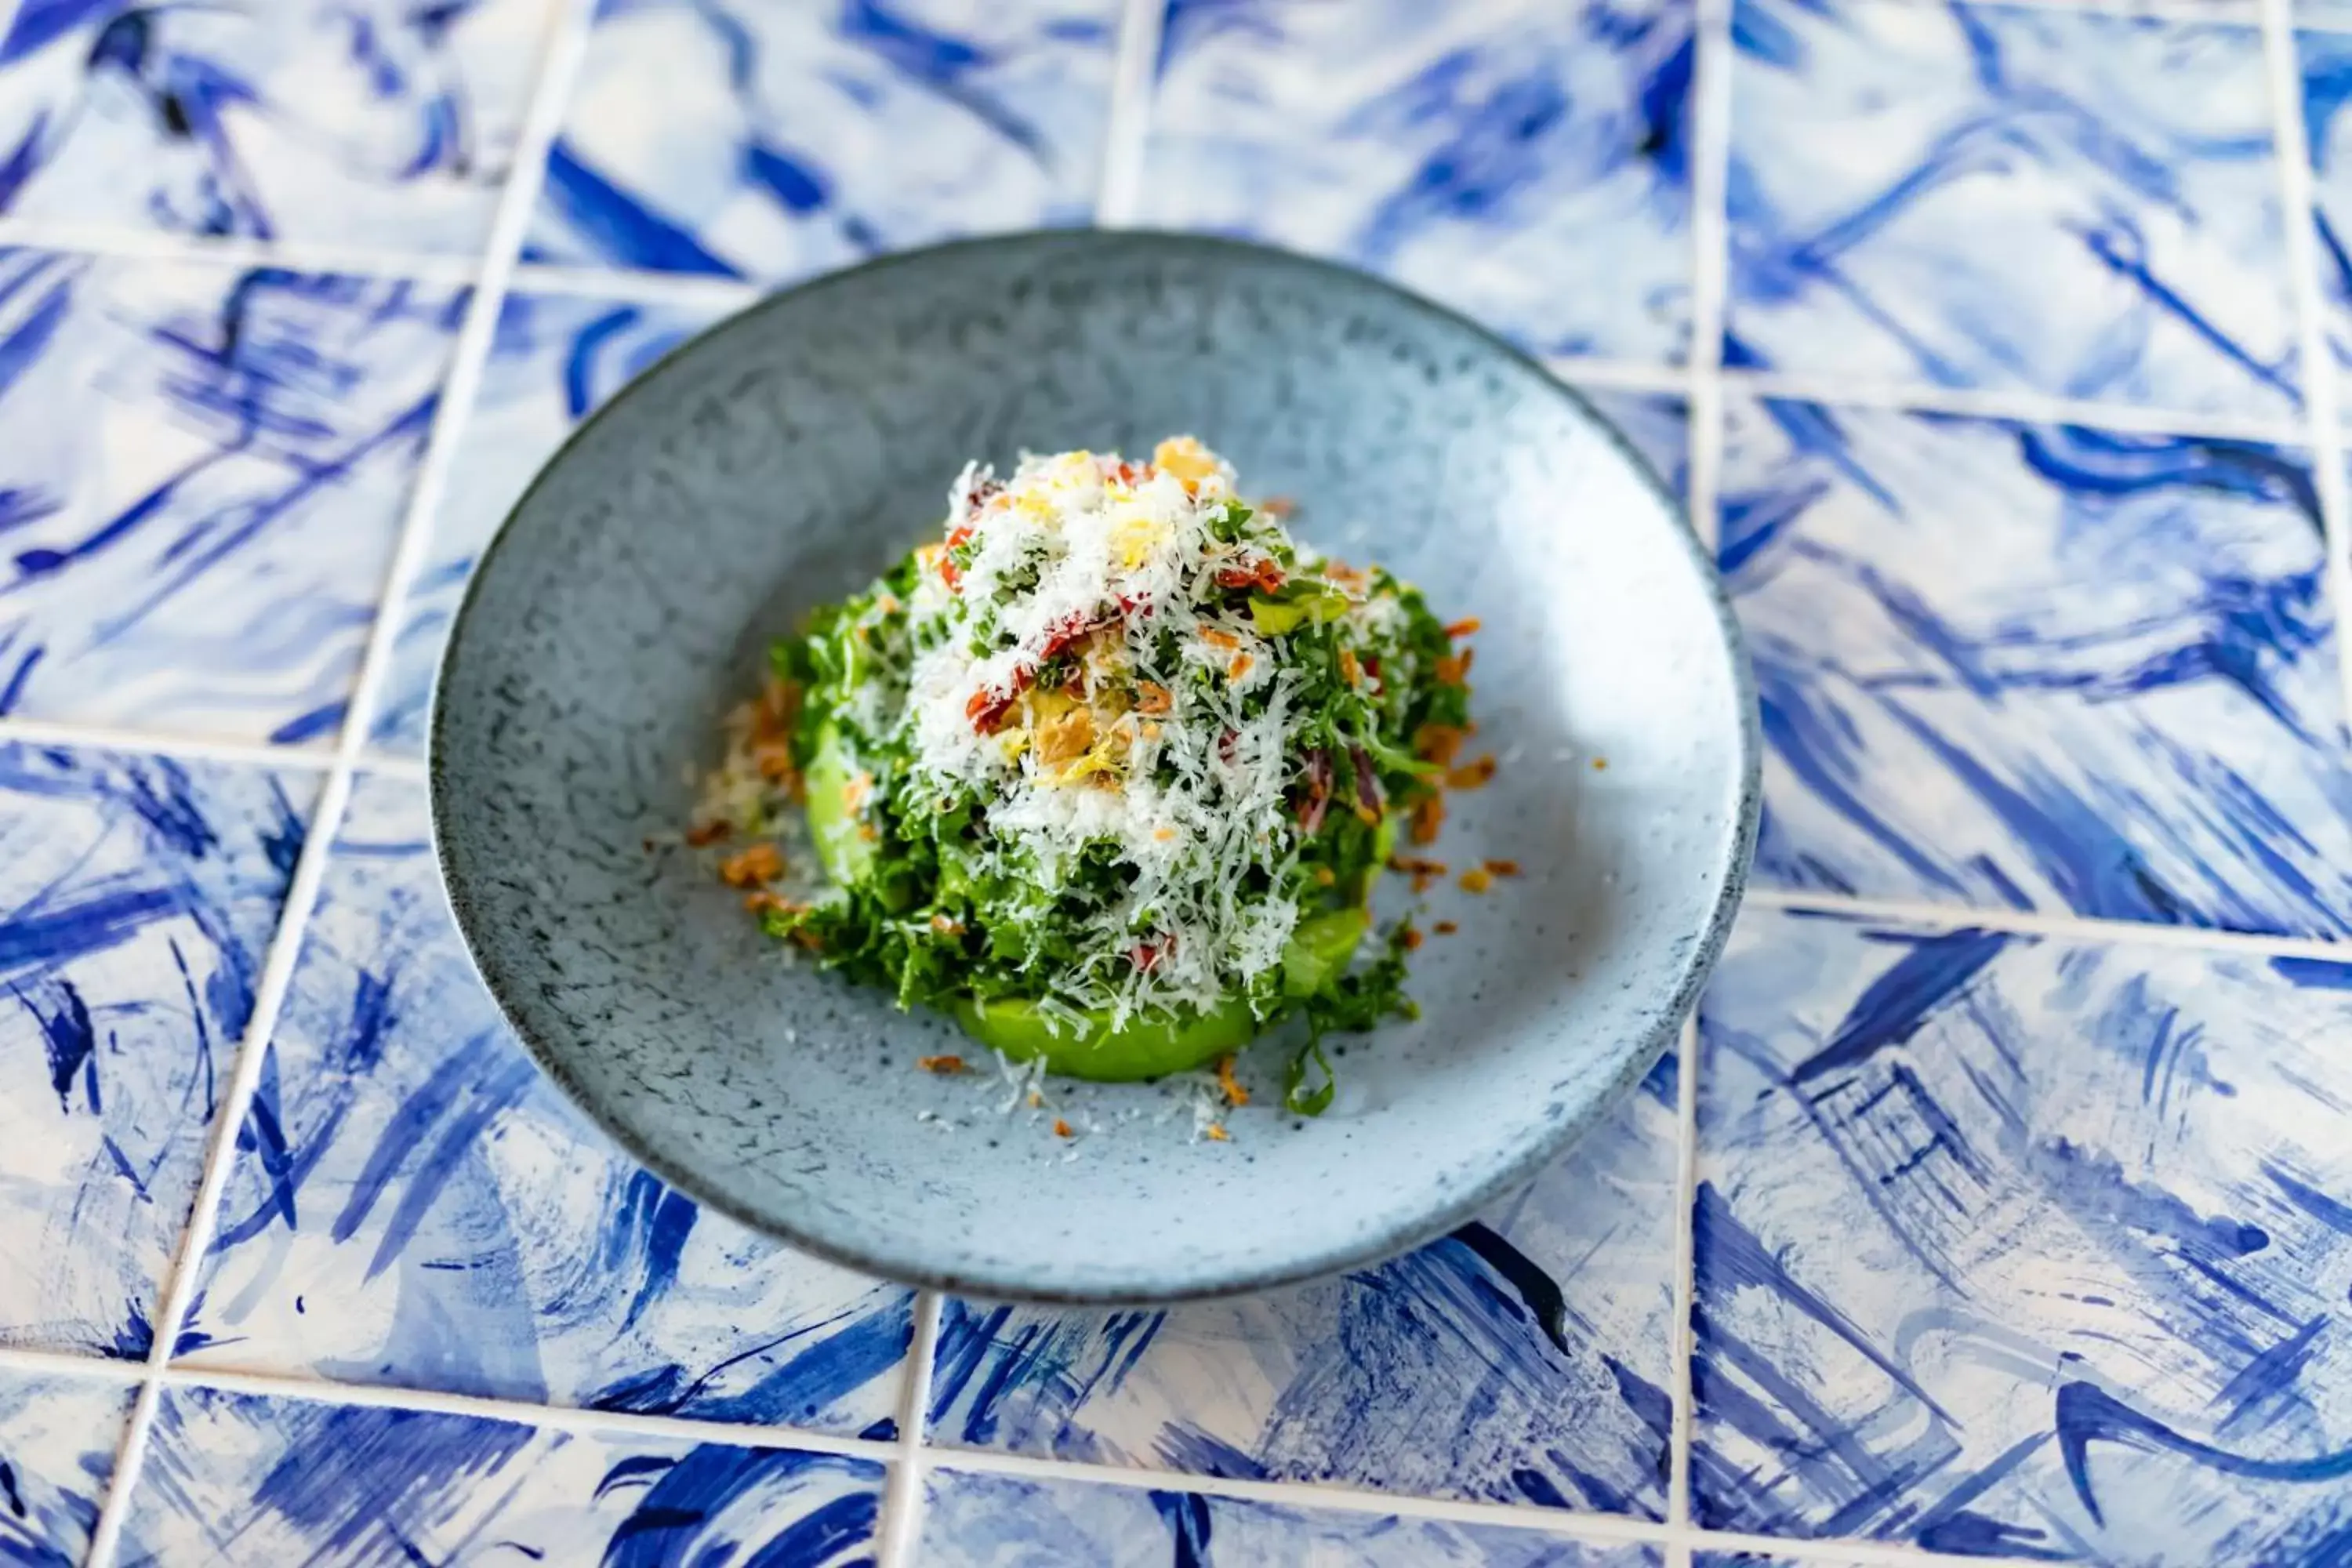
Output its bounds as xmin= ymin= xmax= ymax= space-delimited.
xmin=697 ymin=437 xmax=1482 ymax=1112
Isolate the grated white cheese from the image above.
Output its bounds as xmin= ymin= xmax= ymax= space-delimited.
xmin=894 ymin=440 xmax=1305 ymax=1022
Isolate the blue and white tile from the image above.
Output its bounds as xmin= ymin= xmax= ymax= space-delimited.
xmin=1722 ymin=394 xmax=2352 ymax=938
xmin=0 ymin=249 xmax=466 ymax=745
xmin=0 ymin=742 xmax=310 ymax=1359
xmin=928 ymin=1057 xmax=1679 ymax=1515
xmin=371 ymin=289 xmax=731 ymax=751
xmin=176 ymin=772 xmax=913 ymax=1434
xmin=0 ymin=1370 xmax=134 ymax=1564
xmin=118 ymin=1383 xmax=884 ymax=1566
xmin=1694 ymin=906 xmax=2352 ymax=1563
xmin=526 ymin=0 xmax=1120 ymax=281
xmin=2301 ymin=25 xmax=2352 ymax=412
xmin=920 ymin=1468 xmax=1657 ymax=1567
xmin=1728 ymin=0 xmax=2298 ymax=416
xmin=0 ymin=0 xmax=557 ymax=249
xmin=1143 ymin=0 xmax=1693 ymax=365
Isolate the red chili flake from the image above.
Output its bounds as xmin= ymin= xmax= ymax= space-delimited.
xmin=1401 ymin=925 xmax=1425 ymax=951
xmin=966 ymin=666 xmax=1034 ymax=734
xmin=918 ymin=1055 xmax=967 ymax=1075
xmin=1483 ymin=858 xmax=1522 ymax=878
xmin=684 ymin=819 xmax=732 ymax=848
xmin=1214 ymin=556 xmax=1285 ymax=593
xmin=1130 ymin=936 xmax=1171 ymax=974
xmin=1053 ymin=1118 xmax=1074 ymax=1138
xmin=1444 ymin=617 xmax=1483 ymax=638
xmin=1434 ymin=920 xmax=1459 ymax=935
xmin=1040 ymin=610 xmax=1109 ymax=662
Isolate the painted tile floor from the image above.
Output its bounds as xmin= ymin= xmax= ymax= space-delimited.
xmin=2 ymin=0 xmax=2350 ymax=1560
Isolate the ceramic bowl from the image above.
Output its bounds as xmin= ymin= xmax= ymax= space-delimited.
xmin=431 ymin=230 xmax=1759 ymax=1303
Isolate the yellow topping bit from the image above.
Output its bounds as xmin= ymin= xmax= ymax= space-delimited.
xmin=1111 ymin=510 xmax=1165 ymax=570
xmin=1036 ymin=705 xmax=1095 ymax=768
xmin=1152 ymin=435 xmax=1219 ymax=492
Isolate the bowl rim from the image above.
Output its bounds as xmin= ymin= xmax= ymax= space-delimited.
xmin=429 ymin=227 xmax=1762 ymax=1305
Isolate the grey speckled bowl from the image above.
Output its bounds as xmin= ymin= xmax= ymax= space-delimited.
xmin=431 ymin=230 xmax=1759 ymax=1304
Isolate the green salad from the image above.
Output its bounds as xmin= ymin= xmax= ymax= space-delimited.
xmin=695 ymin=438 xmax=1482 ymax=1116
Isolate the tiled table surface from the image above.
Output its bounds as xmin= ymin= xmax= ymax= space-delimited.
xmin=0 ymin=0 xmax=2350 ymax=1562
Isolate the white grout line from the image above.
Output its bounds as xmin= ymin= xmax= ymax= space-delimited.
xmin=0 ymin=1333 xmax=2092 ymax=1568
xmin=0 ymin=1345 xmax=145 ymax=1387
xmin=352 ymin=748 xmax=434 ymax=781
xmin=1745 ymin=883 xmax=2352 ymax=959
xmin=509 ymin=261 xmax=767 ymax=312
xmin=152 ymin=1363 xmax=900 ymax=1464
xmin=1540 ymin=354 xmax=2314 ymax=443
xmin=1985 ymin=0 xmax=2267 ymax=24
xmin=924 ymin=1445 xmax=1672 ymax=1546
xmin=1541 ymin=355 xmax=1697 ymax=396
xmin=0 ymin=219 xmax=483 ymax=284
xmin=78 ymin=762 xmax=355 ymax=1568
xmin=0 ymin=718 xmax=426 ymax=782
xmin=0 ymin=716 xmax=338 ymax=773
xmin=2266 ymin=0 xmax=2352 ymax=785
xmin=0 ymin=1331 xmax=2063 ymax=1568
xmin=1675 ymin=1526 xmax=2102 ymax=1568
xmin=0 ymin=209 xmax=2315 ymax=452
xmin=1667 ymin=1014 xmax=1704 ymax=1555
xmin=878 ymin=1291 xmax=945 ymax=1567
xmin=1723 ymin=366 xmax=2310 ymax=442
xmin=1668 ymin=0 xmax=1734 ymax=1550
xmin=75 ymin=0 xmax=600 ymax=1557
xmin=1094 ymin=0 xmax=1168 ymax=227
xmin=920 ymin=1446 xmax=2072 ymax=1568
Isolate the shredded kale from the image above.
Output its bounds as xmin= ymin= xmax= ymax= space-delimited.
xmin=754 ymin=449 xmax=1473 ymax=1109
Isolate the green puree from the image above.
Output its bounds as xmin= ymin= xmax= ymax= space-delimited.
xmin=757 ymin=445 xmax=1470 ymax=1113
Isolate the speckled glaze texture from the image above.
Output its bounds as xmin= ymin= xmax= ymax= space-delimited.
xmin=431 ymin=230 xmax=1759 ymax=1302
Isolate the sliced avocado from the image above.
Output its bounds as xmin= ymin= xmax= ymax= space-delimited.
xmin=955 ymin=993 xmax=1258 ymax=1081
xmin=1247 ymin=586 xmax=1349 ymax=637
xmin=804 ymin=724 xmax=877 ymax=885
xmin=953 ymin=907 xmax=1371 ymax=1081
xmin=1340 ymin=812 xmax=1399 ymax=907
xmin=1284 ymin=904 xmax=1369 ymax=998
